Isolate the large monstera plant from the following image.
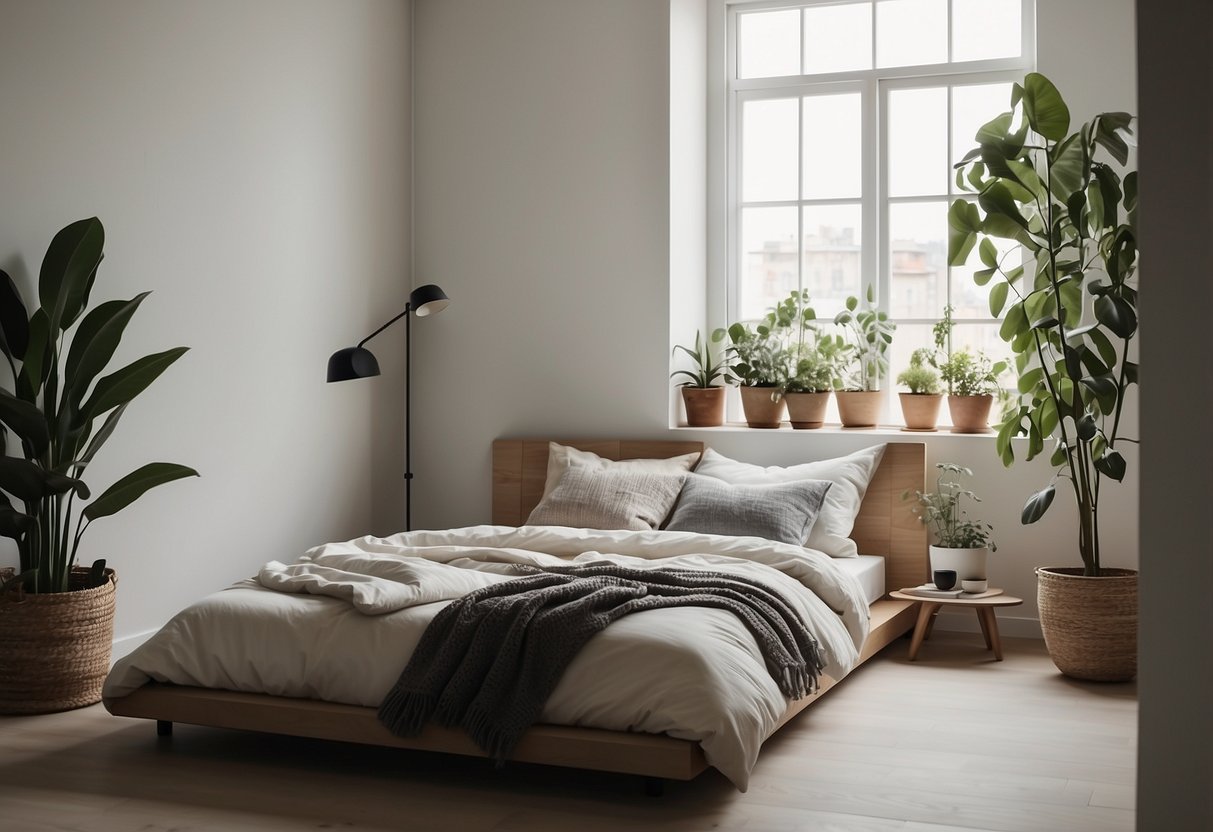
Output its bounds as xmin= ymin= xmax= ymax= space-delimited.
xmin=0 ymin=218 xmax=198 ymax=594
xmin=948 ymin=73 xmax=1136 ymax=578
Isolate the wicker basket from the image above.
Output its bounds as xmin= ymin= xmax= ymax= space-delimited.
xmin=1037 ymin=566 xmax=1137 ymax=682
xmin=0 ymin=567 xmax=117 ymax=714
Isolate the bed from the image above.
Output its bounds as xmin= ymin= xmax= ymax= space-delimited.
xmin=105 ymin=438 xmax=927 ymax=789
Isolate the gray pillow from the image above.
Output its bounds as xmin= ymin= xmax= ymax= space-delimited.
xmin=664 ymin=473 xmax=833 ymax=546
xmin=526 ymin=467 xmax=688 ymax=531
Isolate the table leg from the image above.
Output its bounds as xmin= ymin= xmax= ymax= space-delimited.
xmin=976 ymin=606 xmax=993 ymax=649
xmin=908 ymin=602 xmax=941 ymax=661
xmin=923 ymin=608 xmax=939 ymax=641
xmin=979 ymin=606 xmax=1004 ymax=660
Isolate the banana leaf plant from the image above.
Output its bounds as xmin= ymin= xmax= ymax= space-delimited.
xmin=947 ymin=73 xmax=1137 ymax=577
xmin=0 ymin=218 xmax=198 ymax=594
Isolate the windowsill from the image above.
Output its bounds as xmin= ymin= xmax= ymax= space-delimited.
xmin=671 ymin=421 xmax=998 ymax=438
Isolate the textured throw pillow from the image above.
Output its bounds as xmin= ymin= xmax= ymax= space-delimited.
xmin=541 ymin=442 xmax=701 ymax=500
xmin=664 ymin=474 xmax=833 ymax=546
xmin=694 ymin=444 xmax=886 ymax=557
xmin=526 ymin=467 xmax=688 ymax=531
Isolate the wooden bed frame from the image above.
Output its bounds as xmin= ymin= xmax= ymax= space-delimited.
xmin=107 ymin=439 xmax=927 ymax=784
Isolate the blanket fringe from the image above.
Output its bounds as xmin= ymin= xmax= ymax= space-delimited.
xmin=377 ymin=688 xmax=436 ymax=736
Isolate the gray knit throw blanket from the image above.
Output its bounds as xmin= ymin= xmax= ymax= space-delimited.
xmin=377 ymin=563 xmax=823 ymax=761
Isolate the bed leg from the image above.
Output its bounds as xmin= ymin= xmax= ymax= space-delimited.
xmin=156 ymin=720 xmax=173 ymax=737
xmin=642 ymin=777 xmax=665 ymax=797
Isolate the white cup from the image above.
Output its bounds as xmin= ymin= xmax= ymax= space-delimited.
xmin=962 ymin=579 xmax=988 ymax=593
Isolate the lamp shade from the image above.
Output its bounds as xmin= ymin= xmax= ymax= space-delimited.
xmin=326 ymin=346 xmax=381 ymax=382
xmin=410 ymin=283 xmax=449 ymax=317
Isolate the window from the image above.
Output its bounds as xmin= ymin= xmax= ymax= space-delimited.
xmin=719 ymin=0 xmax=1034 ymax=413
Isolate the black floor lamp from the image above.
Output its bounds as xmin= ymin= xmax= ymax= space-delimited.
xmin=327 ymin=283 xmax=449 ymax=531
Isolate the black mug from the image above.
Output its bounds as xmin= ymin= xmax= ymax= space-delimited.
xmin=933 ymin=569 xmax=958 ymax=591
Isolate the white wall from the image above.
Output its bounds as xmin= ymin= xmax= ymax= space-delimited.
xmin=0 ymin=0 xmax=412 ymax=646
xmin=411 ymin=0 xmax=1137 ymax=635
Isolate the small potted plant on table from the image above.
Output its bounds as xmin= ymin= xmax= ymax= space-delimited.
xmin=906 ymin=463 xmax=996 ymax=583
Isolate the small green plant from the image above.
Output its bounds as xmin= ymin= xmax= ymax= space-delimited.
xmin=940 ymin=350 xmax=1005 ymax=396
xmin=670 ymin=330 xmax=727 ymax=388
xmin=905 ymin=463 xmax=996 ymax=550
xmin=896 ymin=348 xmax=941 ymax=395
xmin=931 ymin=305 xmax=1006 ymax=396
xmin=833 ymin=285 xmax=895 ymax=391
xmin=715 ymin=289 xmax=813 ymax=389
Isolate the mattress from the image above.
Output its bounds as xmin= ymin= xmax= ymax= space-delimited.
xmin=833 ymin=554 xmax=885 ymax=604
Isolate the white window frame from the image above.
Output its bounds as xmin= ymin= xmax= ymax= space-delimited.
xmin=709 ymin=0 xmax=1036 ymax=420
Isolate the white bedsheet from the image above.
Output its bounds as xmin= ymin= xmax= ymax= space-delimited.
xmin=833 ymin=555 xmax=885 ymax=605
xmin=104 ymin=525 xmax=869 ymax=790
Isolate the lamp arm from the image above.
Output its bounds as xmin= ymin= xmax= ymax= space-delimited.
xmin=356 ymin=304 xmax=412 ymax=349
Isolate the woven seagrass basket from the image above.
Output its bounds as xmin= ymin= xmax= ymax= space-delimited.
xmin=1037 ymin=566 xmax=1137 ymax=682
xmin=0 ymin=567 xmax=117 ymax=714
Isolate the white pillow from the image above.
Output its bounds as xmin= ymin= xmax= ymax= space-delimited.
xmin=541 ymin=442 xmax=701 ymax=499
xmin=693 ymin=445 xmax=886 ymax=558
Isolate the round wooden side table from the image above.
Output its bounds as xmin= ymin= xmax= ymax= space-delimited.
xmin=889 ymin=589 xmax=1024 ymax=661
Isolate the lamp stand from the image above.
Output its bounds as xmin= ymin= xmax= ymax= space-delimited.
xmin=404 ymin=304 xmax=413 ymax=531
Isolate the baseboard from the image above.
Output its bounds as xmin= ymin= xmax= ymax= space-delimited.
xmin=930 ymin=611 xmax=1043 ymax=640
xmin=111 ymin=629 xmax=157 ymax=664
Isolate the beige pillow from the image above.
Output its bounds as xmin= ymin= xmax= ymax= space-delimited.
xmin=541 ymin=442 xmax=701 ymax=500
xmin=526 ymin=467 xmax=688 ymax=531
xmin=693 ymin=445 xmax=886 ymax=557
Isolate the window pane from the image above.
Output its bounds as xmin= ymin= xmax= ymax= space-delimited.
xmin=803 ymin=2 xmax=872 ymax=75
xmin=952 ymin=0 xmax=1022 ymax=62
xmin=889 ymin=201 xmax=947 ymax=319
xmin=740 ymin=206 xmax=799 ymax=320
xmin=802 ymin=94 xmax=862 ymax=199
xmin=739 ymin=9 xmax=801 ymax=79
xmin=889 ymin=86 xmax=947 ymax=197
xmin=802 ymin=204 xmax=862 ymax=317
xmin=742 ymin=98 xmax=799 ymax=202
xmin=951 ymin=82 xmax=1013 ymax=178
xmin=951 ymin=229 xmax=1022 ymax=319
xmin=876 ymin=0 xmax=947 ymax=68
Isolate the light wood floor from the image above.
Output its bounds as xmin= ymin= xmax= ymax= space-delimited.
xmin=0 ymin=633 xmax=1136 ymax=832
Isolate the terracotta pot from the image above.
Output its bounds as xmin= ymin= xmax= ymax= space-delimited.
xmin=679 ymin=386 xmax=726 ymax=427
xmin=929 ymin=545 xmax=989 ymax=582
xmin=948 ymin=394 xmax=994 ymax=433
xmin=1037 ymin=567 xmax=1137 ymax=682
xmin=835 ymin=390 xmax=881 ymax=428
xmin=784 ymin=391 xmax=830 ymax=429
xmin=899 ymin=393 xmax=942 ymax=431
xmin=739 ymin=386 xmax=786 ymax=428
xmin=0 ymin=567 xmax=117 ymax=714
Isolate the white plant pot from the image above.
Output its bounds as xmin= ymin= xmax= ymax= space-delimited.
xmin=929 ymin=545 xmax=990 ymax=582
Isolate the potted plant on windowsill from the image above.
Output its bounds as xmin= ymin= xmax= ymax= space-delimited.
xmin=930 ymin=305 xmax=1007 ymax=433
xmin=716 ymin=292 xmax=804 ymax=429
xmin=671 ymin=330 xmax=727 ymax=427
xmin=832 ymin=285 xmax=895 ymax=428
xmin=940 ymin=349 xmax=1005 ymax=433
xmin=906 ymin=463 xmax=996 ymax=583
xmin=949 ymin=73 xmax=1138 ymax=681
xmin=896 ymin=348 xmax=943 ymax=431
xmin=779 ymin=290 xmax=837 ymax=430
xmin=0 ymin=217 xmax=199 ymax=713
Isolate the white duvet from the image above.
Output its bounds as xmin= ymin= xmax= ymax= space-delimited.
xmin=104 ymin=525 xmax=870 ymax=790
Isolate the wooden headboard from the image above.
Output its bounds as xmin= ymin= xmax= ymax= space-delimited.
xmin=491 ymin=439 xmax=928 ymax=594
